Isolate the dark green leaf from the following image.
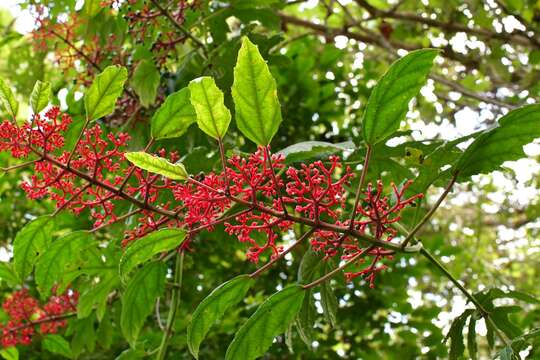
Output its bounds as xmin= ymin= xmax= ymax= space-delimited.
xmin=85 ymin=65 xmax=128 ymax=121
xmin=125 ymin=152 xmax=188 ymax=180
xmin=232 ymin=37 xmax=282 ymax=146
xmin=467 ymin=317 xmax=477 ymax=360
xmin=151 ymin=87 xmax=196 ymax=139
xmin=121 ymin=261 xmax=166 ymax=346
xmin=119 ymin=228 xmax=185 ymax=278
xmin=189 ymin=76 xmax=231 ymax=139
xmin=361 ymin=49 xmax=438 ymax=145
xmin=30 ymin=80 xmax=51 ymax=113
xmin=188 ymin=275 xmax=255 ymax=359
xmin=131 ymin=59 xmax=160 ymax=108
xmin=42 ymin=334 xmax=74 ymax=359
xmin=77 ymin=272 xmax=119 ymax=320
xmin=447 ymin=309 xmax=473 ymax=360
xmin=13 ymin=216 xmax=55 ymax=279
xmin=455 ymin=104 xmax=540 ymax=179
xmin=225 ymin=285 xmax=305 ymax=360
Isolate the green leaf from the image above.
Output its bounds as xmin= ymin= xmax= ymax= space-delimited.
xmin=225 ymin=285 xmax=305 ymax=360
xmin=119 ymin=228 xmax=185 ymax=278
xmin=35 ymin=231 xmax=93 ymax=297
xmin=30 ymin=80 xmax=51 ymax=114
xmin=188 ymin=76 xmax=231 ymax=139
xmin=0 ymin=77 xmax=18 ymax=120
xmin=278 ymin=141 xmax=355 ymax=164
xmin=121 ymin=261 xmax=166 ymax=346
xmin=188 ymin=275 xmax=255 ymax=359
xmin=232 ymin=37 xmax=282 ymax=145
xmin=467 ymin=317 xmax=477 ymax=360
xmin=0 ymin=262 xmax=20 ymax=286
xmin=85 ymin=65 xmax=128 ymax=121
xmin=320 ymin=280 xmax=338 ymax=327
xmin=446 ymin=309 xmax=473 ymax=360
xmin=455 ymin=104 xmax=540 ymax=179
xmin=42 ymin=334 xmax=74 ymax=359
xmin=361 ymin=49 xmax=438 ymax=145
xmin=151 ymin=87 xmax=196 ymax=139
xmin=499 ymin=347 xmax=515 ymax=360
xmin=83 ymin=0 xmax=101 ymax=17
xmin=77 ymin=272 xmax=119 ymax=320
xmin=13 ymin=216 xmax=55 ymax=279
xmin=0 ymin=347 xmax=18 ymax=360
xmin=131 ymin=59 xmax=160 ymax=108
xmin=125 ymin=152 xmax=188 ymax=180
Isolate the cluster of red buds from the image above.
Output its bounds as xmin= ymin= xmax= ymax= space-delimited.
xmin=1 ymin=107 xmax=423 ymax=288
xmin=0 ymin=289 xmax=78 ymax=347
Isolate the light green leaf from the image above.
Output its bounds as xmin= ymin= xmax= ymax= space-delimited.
xmin=225 ymin=285 xmax=305 ymax=360
xmin=455 ymin=104 xmax=540 ymax=179
xmin=125 ymin=152 xmax=188 ymax=180
xmin=85 ymin=65 xmax=128 ymax=121
xmin=83 ymin=0 xmax=101 ymax=17
xmin=278 ymin=141 xmax=355 ymax=164
xmin=131 ymin=59 xmax=160 ymax=108
xmin=13 ymin=216 xmax=55 ymax=279
xmin=0 ymin=347 xmax=18 ymax=360
xmin=188 ymin=275 xmax=255 ymax=359
xmin=189 ymin=76 xmax=231 ymax=139
xmin=151 ymin=87 xmax=196 ymax=139
xmin=30 ymin=80 xmax=52 ymax=114
xmin=119 ymin=228 xmax=185 ymax=278
xmin=0 ymin=262 xmax=20 ymax=286
xmin=42 ymin=334 xmax=74 ymax=359
xmin=35 ymin=231 xmax=93 ymax=298
xmin=232 ymin=37 xmax=282 ymax=146
xmin=362 ymin=49 xmax=438 ymax=145
xmin=121 ymin=262 xmax=166 ymax=346
xmin=0 ymin=77 xmax=18 ymax=120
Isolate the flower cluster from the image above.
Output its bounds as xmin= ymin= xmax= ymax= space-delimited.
xmin=0 ymin=289 xmax=78 ymax=347
xmin=1 ymin=107 xmax=423 ymax=287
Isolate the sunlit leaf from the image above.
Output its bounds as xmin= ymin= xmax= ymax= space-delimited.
xmin=125 ymin=152 xmax=188 ymax=180
xmin=151 ymin=87 xmax=196 ymax=139
xmin=30 ymin=80 xmax=51 ymax=114
xmin=85 ymin=65 xmax=128 ymax=121
xmin=189 ymin=76 xmax=231 ymax=139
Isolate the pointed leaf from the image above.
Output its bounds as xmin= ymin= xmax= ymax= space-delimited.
xmin=362 ymin=49 xmax=438 ymax=145
xmin=125 ymin=152 xmax=188 ymax=180
xmin=467 ymin=317 xmax=477 ymax=360
xmin=13 ymin=216 xmax=55 ymax=279
xmin=455 ymin=104 xmax=540 ymax=179
xmin=121 ymin=261 xmax=166 ymax=346
xmin=0 ymin=347 xmax=18 ymax=360
xmin=0 ymin=77 xmax=18 ymax=120
xmin=35 ymin=231 xmax=93 ymax=297
xmin=85 ymin=65 xmax=128 ymax=121
xmin=42 ymin=334 xmax=74 ymax=359
xmin=119 ymin=228 xmax=185 ymax=278
xmin=30 ymin=80 xmax=52 ymax=114
xmin=151 ymin=87 xmax=196 ymax=139
xmin=188 ymin=275 xmax=255 ymax=359
xmin=132 ymin=59 xmax=160 ymax=108
xmin=189 ymin=76 xmax=231 ymax=139
xmin=232 ymin=37 xmax=282 ymax=145
xmin=225 ymin=285 xmax=305 ymax=360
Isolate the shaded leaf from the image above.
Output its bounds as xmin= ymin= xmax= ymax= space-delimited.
xmin=151 ymin=87 xmax=196 ymax=139
xmin=13 ymin=216 xmax=55 ymax=279
xmin=361 ymin=49 xmax=438 ymax=145
xmin=232 ymin=37 xmax=282 ymax=145
xmin=42 ymin=334 xmax=74 ymax=359
xmin=188 ymin=275 xmax=255 ymax=359
xmin=225 ymin=285 xmax=305 ymax=360
xmin=132 ymin=59 xmax=160 ymax=108
xmin=467 ymin=317 xmax=477 ymax=360
xmin=125 ymin=152 xmax=188 ymax=180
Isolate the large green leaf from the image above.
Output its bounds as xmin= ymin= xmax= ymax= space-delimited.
xmin=189 ymin=76 xmax=231 ymax=139
xmin=121 ymin=261 xmax=166 ymax=346
xmin=188 ymin=275 xmax=255 ymax=359
xmin=125 ymin=152 xmax=188 ymax=180
xmin=85 ymin=65 xmax=128 ymax=121
xmin=0 ymin=347 xmax=18 ymax=360
xmin=361 ymin=49 xmax=438 ymax=145
xmin=455 ymin=104 xmax=540 ymax=179
xmin=35 ymin=231 xmax=93 ymax=297
xmin=131 ymin=59 xmax=160 ymax=108
xmin=232 ymin=37 xmax=282 ymax=146
xmin=446 ymin=309 xmax=474 ymax=360
xmin=0 ymin=77 xmax=18 ymax=120
xmin=13 ymin=216 xmax=55 ymax=279
xmin=42 ymin=334 xmax=74 ymax=359
xmin=119 ymin=228 xmax=185 ymax=278
xmin=0 ymin=262 xmax=20 ymax=286
xmin=225 ymin=285 xmax=305 ymax=360
xmin=77 ymin=272 xmax=119 ymax=320
xmin=151 ymin=87 xmax=196 ymax=139
xmin=30 ymin=80 xmax=52 ymax=114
